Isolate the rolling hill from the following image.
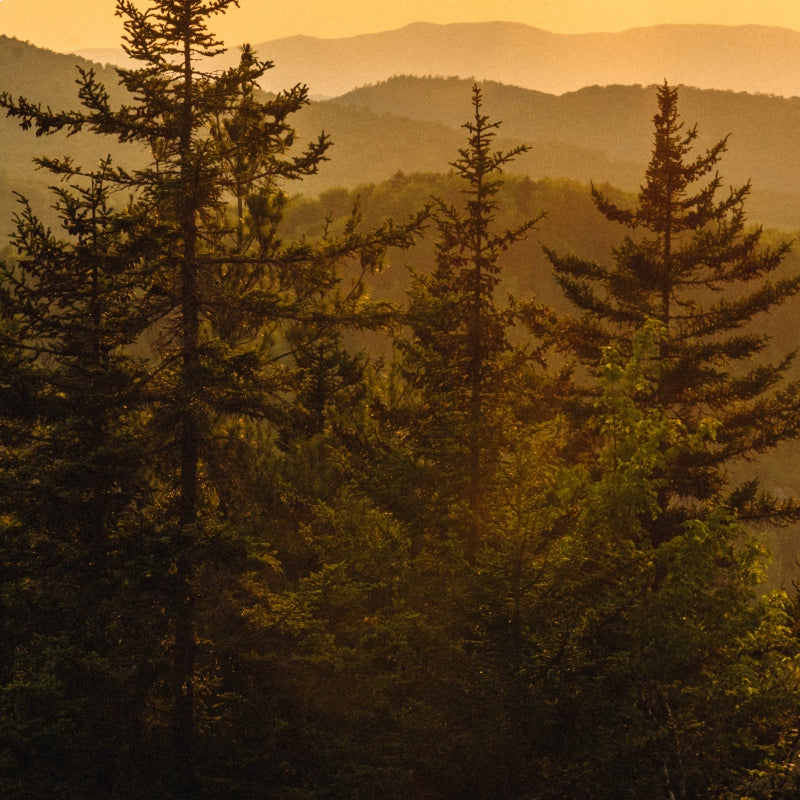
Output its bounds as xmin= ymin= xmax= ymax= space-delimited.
xmin=77 ymin=22 xmax=800 ymax=99
xmin=320 ymin=76 xmax=800 ymax=227
xmin=0 ymin=34 xmax=146 ymax=233
xmin=4 ymin=35 xmax=800 ymax=235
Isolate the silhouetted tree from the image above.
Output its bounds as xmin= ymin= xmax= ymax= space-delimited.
xmin=0 ymin=1 xmax=420 ymax=796
xmin=546 ymin=82 xmax=800 ymax=534
xmin=393 ymin=84 xmax=543 ymax=557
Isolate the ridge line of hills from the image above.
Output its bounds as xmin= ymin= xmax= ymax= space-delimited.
xmin=74 ymin=21 xmax=800 ymax=99
xmin=3 ymin=34 xmax=800 ymax=234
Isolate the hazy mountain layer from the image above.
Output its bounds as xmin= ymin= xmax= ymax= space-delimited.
xmin=77 ymin=22 xmax=800 ymax=99
xmin=300 ymin=76 xmax=800 ymax=228
xmin=0 ymin=35 xmax=146 ymax=210
xmin=4 ymin=36 xmax=800 ymax=237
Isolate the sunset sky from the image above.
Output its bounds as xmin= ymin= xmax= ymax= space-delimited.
xmin=1 ymin=0 xmax=799 ymax=53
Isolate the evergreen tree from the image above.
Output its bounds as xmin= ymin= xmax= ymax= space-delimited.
xmin=545 ymin=82 xmax=800 ymax=531
xmin=0 ymin=161 xmax=164 ymax=797
xmin=0 ymin=1 xmax=421 ymax=796
xmin=303 ymin=85 xmax=555 ymax=798
xmin=391 ymin=83 xmax=543 ymax=558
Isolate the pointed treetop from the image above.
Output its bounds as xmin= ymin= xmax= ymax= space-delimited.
xmin=116 ymin=0 xmax=240 ymax=65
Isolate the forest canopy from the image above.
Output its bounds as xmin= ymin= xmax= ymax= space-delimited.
xmin=1 ymin=3 xmax=800 ymax=799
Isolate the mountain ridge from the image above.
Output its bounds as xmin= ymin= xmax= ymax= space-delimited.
xmin=4 ymin=37 xmax=800 ymax=232
xmin=74 ymin=21 xmax=800 ymax=98
xmin=320 ymin=75 xmax=800 ymax=224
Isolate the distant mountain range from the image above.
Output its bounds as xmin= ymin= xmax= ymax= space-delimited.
xmin=295 ymin=76 xmax=800 ymax=229
xmin=4 ymin=30 xmax=800 ymax=238
xmin=76 ymin=22 xmax=800 ymax=99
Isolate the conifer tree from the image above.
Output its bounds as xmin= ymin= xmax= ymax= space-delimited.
xmin=0 ymin=161 xmax=163 ymax=796
xmin=0 ymin=1 xmax=421 ymax=795
xmin=394 ymin=84 xmax=542 ymax=557
xmin=545 ymin=82 xmax=800 ymax=530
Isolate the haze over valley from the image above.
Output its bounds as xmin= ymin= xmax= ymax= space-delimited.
xmin=77 ymin=21 xmax=800 ymax=99
xmin=5 ymin=25 xmax=800 ymax=233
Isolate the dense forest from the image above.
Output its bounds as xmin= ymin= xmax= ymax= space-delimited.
xmin=3 ymin=2 xmax=800 ymax=799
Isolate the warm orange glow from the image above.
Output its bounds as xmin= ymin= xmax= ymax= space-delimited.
xmin=1 ymin=0 xmax=799 ymax=53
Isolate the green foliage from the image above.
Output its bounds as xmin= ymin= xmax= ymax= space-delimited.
xmin=2 ymin=21 xmax=800 ymax=800
xmin=301 ymin=325 xmax=800 ymax=799
xmin=548 ymin=328 xmax=800 ymax=800
xmin=455 ymin=326 xmax=800 ymax=800
xmin=546 ymin=83 xmax=800 ymax=528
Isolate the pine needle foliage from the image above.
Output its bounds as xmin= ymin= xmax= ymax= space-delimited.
xmin=545 ymin=82 xmax=800 ymax=528
xmin=395 ymin=84 xmax=544 ymax=558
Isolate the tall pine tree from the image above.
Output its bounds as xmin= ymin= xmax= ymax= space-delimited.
xmin=391 ymin=84 xmax=543 ymax=558
xmin=0 ymin=1 xmax=421 ymax=796
xmin=545 ymin=82 xmax=800 ymax=533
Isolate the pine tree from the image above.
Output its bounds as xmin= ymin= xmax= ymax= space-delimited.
xmin=393 ymin=84 xmax=543 ymax=558
xmin=0 ymin=160 xmax=164 ymax=796
xmin=308 ymin=88 xmax=553 ymax=796
xmin=545 ymin=82 xmax=800 ymax=531
xmin=0 ymin=1 xmax=424 ymax=795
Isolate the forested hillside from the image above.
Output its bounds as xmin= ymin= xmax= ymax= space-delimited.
xmin=3 ymin=4 xmax=800 ymax=800
xmin=324 ymin=76 xmax=800 ymax=227
xmin=281 ymin=172 xmax=800 ymax=584
xmin=6 ymin=37 xmax=800 ymax=232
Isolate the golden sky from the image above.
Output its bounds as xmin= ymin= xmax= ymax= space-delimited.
xmin=1 ymin=0 xmax=799 ymax=53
